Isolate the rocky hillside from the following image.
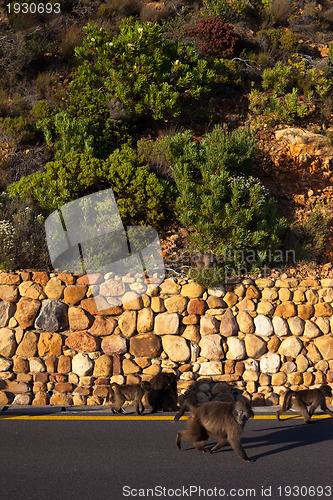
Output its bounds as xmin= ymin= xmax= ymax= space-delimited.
xmin=0 ymin=0 xmax=333 ymax=276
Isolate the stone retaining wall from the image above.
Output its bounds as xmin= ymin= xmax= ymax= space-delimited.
xmin=0 ymin=271 xmax=333 ymax=407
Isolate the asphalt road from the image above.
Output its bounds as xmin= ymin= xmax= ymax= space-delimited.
xmin=0 ymin=407 xmax=332 ymax=500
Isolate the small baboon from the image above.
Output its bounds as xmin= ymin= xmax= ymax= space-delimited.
xmin=109 ymin=382 xmax=151 ymax=415
xmin=277 ymin=385 xmax=333 ymax=423
xmin=175 ymin=397 xmax=254 ymax=462
xmin=147 ymin=372 xmax=178 ymax=413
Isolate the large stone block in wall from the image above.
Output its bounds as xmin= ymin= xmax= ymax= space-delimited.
xmin=137 ymin=308 xmax=154 ymax=333
xmin=314 ymin=302 xmax=333 ymax=317
xmin=220 ymin=309 xmax=238 ymax=337
xmin=38 ymin=332 xmax=63 ymax=356
xmin=181 ymin=282 xmax=205 ymax=298
xmin=44 ymin=278 xmax=65 ymax=300
xmin=64 ymin=285 xmax=87 ymax=305
xmin=199 ymin=334 xmax=223 ymax=360
xmin=304 ymin=320 xmax=321 ymax=339
xmin=297 ymin=304 xmax=314 ymax=320
xmin=0 ymin=272 xmax=21 ymax=285
xmin=315 ymin=336 xmax=333 ymax=360
xmin=278 ymin=337 xmax=303 ymax=358
xmin=81 ymin=296 xmax=122 ymax=316
xmin=118 ymin=310 xmax=137 ymax=338
xmin=164 ymin=296 xmax=187 ymax=314
xmin=287 ymin=317 xmax=304 ymax=336
xmin=0 ymin=285 xmax=18 ymax=302
xmin=19 ymin=281 xmax=45 ymax=300
xmin=254 ymin=315 xmax=274 ymax=337
xmin=244 ymin=334 xmax=267 ymax=359
xmin=188 ymin=298 xmax=206 ymax=315
xmin=93 ymin=354 xmax=112 ymax=377
xmin=159 ymin=278 xmax=181 ymax=295
xmin=101 ymin=335 xmax=127 ymax=355
xmin=129 ymin=334 xmax=162 ymax=357
xmin=154 ymin=312 xmax=179 ymax=335
xmin=0 ymin=301 xmax=15 ymax=327
xmin=99 ymin=279 xmax=126 ymax=297
xmin=198 ymin=361 xmax=223 ymax=376
xmin=226 ymin=337 xmax=246 ymax=360
xmin=35 ymin=300 xmax=68 ymax=332
xmin=16 ymin=331 xmax=38 ymax=357
xmin=89 ymin=316 xmax=117 ymax=337
xmin=0 ymin=327 xmax=16 ymax=357
xmin=162 ymin=335 xmax=190 ymax=362
xmin=68 ymin=307 xmax=92 ymax=331
xmin=15 ymin=298 xmax=41 ymax=329
xmin=259 ymin=352 xmax=281 ymax=374
xmin=272 ymin=316 xmax=289 ymax=337
xmin=200 ymin=316 xmax=219 ymax=335
xmin=65 ymin=331 xmax=100 ymax=353
xmin=236 ymin=311 xmax=254 ymax=334
xmin=122 ymin=292 xmax=143 ymax=310
xmin=72 ymin=353 xmax=94 ymax=377
xmin=274 ymin=301 xmax=297 ymax=318
xmin=0 ymin=356 xmax=12 ymax=372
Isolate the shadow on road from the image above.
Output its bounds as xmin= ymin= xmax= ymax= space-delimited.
xmin=245 ymin=419 xmax=333 ymax=460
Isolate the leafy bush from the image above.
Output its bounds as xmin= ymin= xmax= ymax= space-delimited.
xmin=262 ymin=61 xmax=292 ymax=95
xmin=257 ymin=28 xmax=299 ymax=54
xmin=187 ymin=18 xmax=238 ymax=58
xmin=167 ymin=125 xmax=287 ymax=264
xmin=249 ymin=55 xmax=332 ymax=124
xmin=291 ymin=204 xmax=332 ymax=262
xmin=204 ymin=0 xmax=253 ymax=21
xmin=249 ymin=88 xmax=308 ymax=125
xmin=73 ymin=20 xmax=215 ymax=120
xmin=8 ymin=146 xmax=174 ymax=227
xmin=0 ymin=116 xmax=37 ymax=146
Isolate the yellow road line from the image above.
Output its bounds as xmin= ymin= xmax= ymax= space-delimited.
xmin=0 ymin=414 xmax=331 ymax=421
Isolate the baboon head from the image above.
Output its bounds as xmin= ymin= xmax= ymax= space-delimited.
xmin=232 ymin=398 xmax=254 ymax=425
xmin=321 ymin=385 xmax=333 ymax=398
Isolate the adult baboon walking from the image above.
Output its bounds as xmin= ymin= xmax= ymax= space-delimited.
xmin=175 ymin=396 xmax=254 ymax=462
xmin=110 ymin=382 xmax=150 ymax=415
xmin=277 ymin=385 xmax=333 ymax=423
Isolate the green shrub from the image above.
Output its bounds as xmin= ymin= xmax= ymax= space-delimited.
xmin=0 ymin=116 xmax=37 ymax=146
xmin=291 ymin=204 xmax=332 ymax=262
xmin=249 ymin=87 xmax=308 ymax=125
xmin=73 ymin=20 xmax=215 ymax=120
xmin=204 ymin=0 xmax=253 ymax=21
xmin=168 ymin=126 xmax=287 ymax=264
xmin=8 ymin=146 xmax=174 ymax=227
xmin=262 ymin=61 xmax=291 ymax=95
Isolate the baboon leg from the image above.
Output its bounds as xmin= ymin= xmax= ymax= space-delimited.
xmin=228 ymin=436 xmax=253 ymax=462
xmin=308 ymin=401 xmax=318 ymax=418
xmin=176 ymin=430 xmax=190 ymax=450
xmin=139 ymin=401 xmax=144 ymax=415
xmin=277 ymin=396 xmax=292 ymax=420
xmin=295 ymin=400 xmax=311 ymax=423
xmin=209 ymin=437 xmax=228 ymax=453
xmin=321 ymin=402 xmax=333 ymax=418
xmin=194 ymin=440 xmax=209 ymax=452
xmin=134 ymin=400 xmax=141 ymax=415
xmin=276 ymin=408 xmax=283 ymax=421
